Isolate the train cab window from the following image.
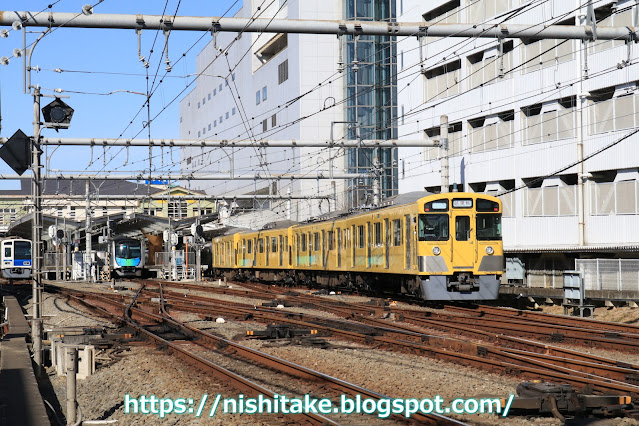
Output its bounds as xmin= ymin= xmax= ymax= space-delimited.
xmin=455 ymin=216 xmax=471 ymax=241
xmin=4 ymin=247 xmax=11 ymax=257
xmin=477 ymin=199 xmax=500 ymax=212
xmin=313 ymin=233 xmax=320 ymax=251
xmin=374 ymin=222 xmax=382 ymax=246
xmin=301 ymin=234 xmax=307 ymax=251
xmin=418 ymin=214 xmax=449 ymax=241
xmin=476 ymin=214 xmax=502 ymax=240
xmin=271 ymin=237 xmax=278 ymax=253
xmin=358 ymin=225 xmax=365 ymax=248
xmin=393 ymin=219 xmax=402 ymax=246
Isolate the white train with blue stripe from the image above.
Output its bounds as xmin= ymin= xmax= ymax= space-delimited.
xmin=1 ymin=238 xmax=32 ymax=279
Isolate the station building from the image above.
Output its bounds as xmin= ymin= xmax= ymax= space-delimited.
xmin=397 ymin=0 xmax=639 ymax=290
xmin=179 ymin=0 xmax=398 ymax=227
xmin=0 ymin=179 xmax=215 ymax=234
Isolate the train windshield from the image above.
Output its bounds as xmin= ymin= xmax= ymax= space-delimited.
xmin=418 ymin=214 xmax=449 ymax=241
xmin=115 ymin=242 xmax=141 ymax=259
xmin=14 ymin=241 xmax=31 ymax=260
xmin=476 ymin=214 xmax=502 ymax=240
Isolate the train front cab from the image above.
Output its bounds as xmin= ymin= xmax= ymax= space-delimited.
xmin=417 ymin=195 xmax=503 ymax=301
xmin=1 ymin=239 xmax=31 ymax=279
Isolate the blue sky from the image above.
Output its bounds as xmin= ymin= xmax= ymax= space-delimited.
xmin=0 ymin=1 xmax=242 ymax=187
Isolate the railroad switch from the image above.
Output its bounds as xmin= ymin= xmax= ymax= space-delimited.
xmin=504 ymin=382 xmax=633 ymax=421
xmin=245 ymin=324 xmax=318 ymax=340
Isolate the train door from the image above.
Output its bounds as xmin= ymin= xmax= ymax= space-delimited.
xmin=321 ymin=230 xmax=326 ymax=268
xmin=265 ymin=236 xmax=270 ymax=266
xmin=384 ymin=219 xmax=390 ymax=269
xmin=367 ymin=222 xmax=372 ymax=268
xmin=351 ymin=225 xmax=356 ymax=268
xmin=337 ymin=228 xmax=342 ymax=268
xmin=279 ymin=236 xmax=283 ymax=267
xmin=453 ymin=214 xmax=474 ymax=268
xmin=405 ymin=215 xmax=411 ymax=270
xmin=307 ymin=233 xmax=312 ymax=267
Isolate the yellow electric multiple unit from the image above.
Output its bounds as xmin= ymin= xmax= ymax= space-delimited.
xmin=211 ymin=192 xmax=504 ymax=301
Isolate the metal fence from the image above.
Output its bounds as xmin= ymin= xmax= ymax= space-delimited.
xmin=526 ymin=270 xmax=564 ymax=289
xmin=575 ymin=259 xmax=639 ymax=291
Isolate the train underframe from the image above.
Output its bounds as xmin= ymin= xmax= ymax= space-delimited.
xmin=212 ymin=267 xmax=500 ymax=301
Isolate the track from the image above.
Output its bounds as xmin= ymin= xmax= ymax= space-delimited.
xmin=56 ymin=283 xmax=459 ymax=425
xmin=133 ymin=280 xmax=639 ymax=401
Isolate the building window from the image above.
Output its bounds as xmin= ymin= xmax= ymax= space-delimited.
xmin=468 ymin=111 xmax=514 ymax=152
xmin=69 ymin=207 xmax=76 ymax=219
xmin=203 ymin=127 xmax=206 ymax=134
xmin=198 ymin=131 xmax=201 ymax=137
xmin=102 ymin=207 xmax=108 ymax=216
xmin=424 ymin=59 xmax=461 ymax=101
xmin=202 ymin=97 xmax=206 ymax=105
xmin=467 ymin=42 xmax=514 ymax=89
xmin=232 ymin=107 xmax=236 ymax=115
xmin=262 ymin=119 xmax=268 ymax=132
xmin=187 ymin=157 xmax=192 ymax=164
xmin=262 ymin=86 xmax=268 ymax=101
xmin=423 ymin=0 xmax=461 ymax=23
xmin=278 ymin=59 xmax=289 ymax=84
xmin=214 ymin=88 xmax=217 ymax=96
xmin=589 ymin=86 xmax=639 ymax=135
xmin=57 ymin=207 xmax=63 ymax=217
xmin=256 ymin=33 xmax=288 ymax=66
xmin=219 ymin=115 xmax=223 ymax=123
xmin=180 ymin=116 xmax=183 ymax=123
xmin=271 ymin=114 xmax=277 ymax=127
xmin=521 ymin=97 xmax=575 ymax=145
xmin=208 ymin=93 xmax=211 ymax=100
xmin=226 ymin=112 xmax=230 ymax=119
xmin=423 ymin=122 xmax=463 ymax=160
xmin=219 ymin=84 xmax=222 ymax=92
xmin=168 ymin=200 xmax=188 ymax=219
xmin=208 ymin=123 xmax=211 ymax=131
xmin=197 ymin=102 xmax=200 ymax=109
xmin=214 ymin=120 xmax=217 ymax=127
xmin=256 ymin=90 xmax=261 ymax=105
xmin=232 ymin=73 xmax=236 ymax=81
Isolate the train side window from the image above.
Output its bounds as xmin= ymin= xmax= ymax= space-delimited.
xmin=247 ymin=239 xmax=253 ymax=253
xmin=374 ymin=222 xmax=382 ymax=246
xmin=328 ymin=230 xmax=334 ymax=250
xmin=455 ymin=216 xmax=471 ymax=241
xmin=393 ymin=219 xmax=402 ymax=246
xmin=358 ymin=225 xmax=365 ymax=248
xmin=285 ymin=236 xmax=288 ymax=251
xmin=258 ymin=238 xmax=264 ymax=253
xmin=271 ymin=237 xmax=277 ymax=253
xmin=301 ymin=234 xmax=307 ymax=251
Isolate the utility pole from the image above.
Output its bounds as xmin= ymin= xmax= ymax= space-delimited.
xmin=31 ymin=86 xmax=43 ymax=373
xmin=577 ymin=0 xmax=587 ymax=246
xmin=85 ymin=179 xmax=92 ymax=282
xmin=440 ymin=115 xmax=449 ymax=193
xmin=372 ymin=154 xmax=381 ymax=207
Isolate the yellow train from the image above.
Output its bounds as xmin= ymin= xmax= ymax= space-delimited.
xmin=211 ymin=192 xmax=504 ymax=301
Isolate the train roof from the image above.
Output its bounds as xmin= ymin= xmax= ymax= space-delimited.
xmin=311 ymin=191 xmax=433 ymax=223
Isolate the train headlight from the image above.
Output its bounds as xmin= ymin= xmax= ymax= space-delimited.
xmin=432 ymin=246 xmax=441 ymax=256
xmin=486 ymin=246 xmax=494 ymax=255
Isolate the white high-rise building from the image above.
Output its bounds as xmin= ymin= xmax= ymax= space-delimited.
xmin=397 ymin=0 xmax=639 ymax=282
xmin=180 ymin=0 xmax=345 ymax=227
xmin=180 ymin=0 xmax=398 ymax=229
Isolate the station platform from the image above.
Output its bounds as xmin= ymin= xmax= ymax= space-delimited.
xmin=0 ymin=296 xmax=49 ymax=425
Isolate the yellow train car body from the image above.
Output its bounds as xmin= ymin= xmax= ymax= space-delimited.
xmin=211 ymin=192 xmax=503 ymax=301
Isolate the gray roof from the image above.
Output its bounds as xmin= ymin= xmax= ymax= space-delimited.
xmin=0 ymin=179 xmax=166 ymax=197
